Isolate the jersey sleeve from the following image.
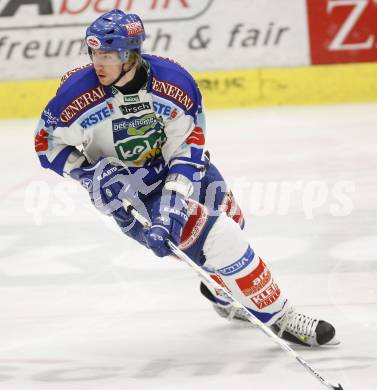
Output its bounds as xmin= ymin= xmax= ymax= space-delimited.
xmin=34 ymin=96 xmax=86 ymax=177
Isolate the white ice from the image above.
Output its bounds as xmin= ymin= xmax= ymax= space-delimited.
xmin=0 ymin=103 xmax=376 ymax=390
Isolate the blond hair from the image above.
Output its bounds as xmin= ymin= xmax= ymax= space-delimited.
xmin=128 ymin=51 xmax=143 ymax=69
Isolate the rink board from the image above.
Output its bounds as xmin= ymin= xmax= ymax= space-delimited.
xmin=1 ymin=62 xmax=377 ymax=119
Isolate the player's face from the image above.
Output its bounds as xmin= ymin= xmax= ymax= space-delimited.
xmin=91 ymin=50 xmax=123 ymax=86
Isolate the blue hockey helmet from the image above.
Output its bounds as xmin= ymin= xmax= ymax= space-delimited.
xmin=85 ymin=9 xmax=145 ymax=61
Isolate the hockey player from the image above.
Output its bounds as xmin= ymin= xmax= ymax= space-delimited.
xmin=34 ymin=9 xmax=338 ymax=347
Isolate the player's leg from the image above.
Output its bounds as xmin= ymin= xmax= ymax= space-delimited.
xmin=201 ymin=213 xmax=338 ymax=347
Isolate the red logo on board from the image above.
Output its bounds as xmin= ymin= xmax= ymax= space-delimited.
xmin=307 ymin=0 xmax=377 ymax=64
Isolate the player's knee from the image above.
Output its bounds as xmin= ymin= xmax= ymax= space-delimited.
xmin=202 ymin=213 xmax=250 ymax=269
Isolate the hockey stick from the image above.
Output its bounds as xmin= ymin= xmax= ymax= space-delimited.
xmin=122 ymin=199 xmax=344 ymax=390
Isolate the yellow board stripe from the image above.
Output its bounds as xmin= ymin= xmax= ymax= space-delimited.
xmin=1 ymin=79 xmax=60 ymax=119
xmin=196 ymin=62 xmax=377 ymax=109
xmin=1 ymin=62 xmax=377 ymax=119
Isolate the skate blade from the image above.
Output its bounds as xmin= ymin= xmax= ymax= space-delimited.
xmin=325 ymin=336 xmax=341 ymax=346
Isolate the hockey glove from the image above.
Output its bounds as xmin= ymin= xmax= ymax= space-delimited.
xmin=70 ymin=157 xmax=134 ymax=222
xmin=147 ymin=190 xmax=189 ymax=257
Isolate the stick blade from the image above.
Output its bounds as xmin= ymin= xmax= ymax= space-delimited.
xmin=333 ymin=384 xmax=344 ymax=390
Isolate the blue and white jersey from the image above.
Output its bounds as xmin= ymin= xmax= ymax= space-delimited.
xmin=34 ymin=55 xmax=207 ymax=184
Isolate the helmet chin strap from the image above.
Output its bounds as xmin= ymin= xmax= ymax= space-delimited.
xmin=111 ymin=62 xmax=135 ymax=87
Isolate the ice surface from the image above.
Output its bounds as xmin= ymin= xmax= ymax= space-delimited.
xmin=0 ymin=103 xmax=376 ymax=389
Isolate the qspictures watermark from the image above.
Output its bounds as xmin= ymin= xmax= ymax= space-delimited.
xmin=23 ymin=177 xmax=356 ymax=226
xmin=225 ymin=178 xmax=356 ymax=219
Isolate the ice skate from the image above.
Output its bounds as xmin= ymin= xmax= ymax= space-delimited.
xmin=212 ymin=302 xmax=252 ymax=322
xmin=271 ymin=306 xmax=340 ymax=347
xmin=200 ymin=282 xmax=254 ymax=323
